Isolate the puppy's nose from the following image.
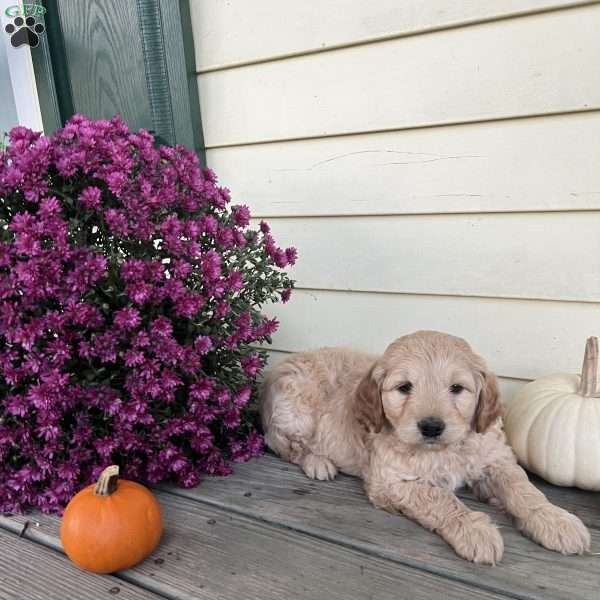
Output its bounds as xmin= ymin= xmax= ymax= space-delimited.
xmin=418 ymin=417 xmax=446 ymax=438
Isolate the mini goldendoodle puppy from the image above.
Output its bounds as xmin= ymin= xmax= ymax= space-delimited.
xmin=260 ymin=330 xmax=590 ymax=564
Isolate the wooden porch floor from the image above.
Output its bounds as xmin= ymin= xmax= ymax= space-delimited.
xmin=0 ymin=454 xmax=598 ymax=600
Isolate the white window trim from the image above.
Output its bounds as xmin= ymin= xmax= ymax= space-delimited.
xmin=0 ymin=0 xmax=43 ymax=131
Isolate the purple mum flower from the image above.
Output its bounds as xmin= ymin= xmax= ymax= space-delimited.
xmin=78 ymin=186 xmax=102 ymax=210
xmin=0 ymin=115 xmax=295 ymax=513
xmin=201 ymin=250 xmax=221 ymax=282
xmin=232 ymin=205 xmax=251 ymax=227
xmin=113 ymin=307 xmax=141 ymax=330
xmin=194 ymin=336 xmax=213 ymax=355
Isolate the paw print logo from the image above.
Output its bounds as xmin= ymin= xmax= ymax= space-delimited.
xmin=4 ymin=16 xmax=45 ymax=48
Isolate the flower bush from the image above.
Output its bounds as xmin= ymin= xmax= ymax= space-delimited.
xmin=0 ymin=115 xmax=296 ymax=513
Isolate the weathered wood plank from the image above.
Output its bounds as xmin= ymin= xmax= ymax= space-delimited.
xmin=160 ymin=455 xmax=600 ymax=600
xmin=204 ymin=454 xmax=600 ymax=530
xmin=0 ymin=495 xmax=508 ymax=600
xmin=0 ymin=526 xmax=160 ymax=600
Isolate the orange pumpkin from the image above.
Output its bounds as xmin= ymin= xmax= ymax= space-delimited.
xmin=60 ymin=465 xmax=163 ymax=573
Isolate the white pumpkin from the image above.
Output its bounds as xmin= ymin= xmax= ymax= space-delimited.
xmin=504 ymin=337 xmax=600 ymax=490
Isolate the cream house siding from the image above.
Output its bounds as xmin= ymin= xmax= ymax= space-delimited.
xmin=191 ymin=1 xmax=600 ymax=403
xmin=191 ymin=0 xmax=595 ymax=72
xmin=206 ymin=113 xmax=600 ymax=216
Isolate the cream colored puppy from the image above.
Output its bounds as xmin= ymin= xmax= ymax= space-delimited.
xmin=260 ymin=330 xmax=590 ymax=564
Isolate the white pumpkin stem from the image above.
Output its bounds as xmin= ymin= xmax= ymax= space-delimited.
xmin=94 ymin=465 xmax=119 ymax=496
xmin=578 ymin=337 xmax=599 ymax=397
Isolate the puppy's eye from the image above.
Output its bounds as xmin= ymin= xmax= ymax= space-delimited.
xmin=450 ymin=384 xmax=464 ymax=394
xmin=397 ymin=382 xmax=412 ymax=394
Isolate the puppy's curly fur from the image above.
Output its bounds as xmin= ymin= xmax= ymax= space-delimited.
xmin=260 ymin=330 xmax=590 ymax=564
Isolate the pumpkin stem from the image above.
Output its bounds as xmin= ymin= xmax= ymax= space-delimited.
xmin=579 ymin=337 xmax=599 ymax=397
xmin=94 ymin=465 xmax=119 ymax=496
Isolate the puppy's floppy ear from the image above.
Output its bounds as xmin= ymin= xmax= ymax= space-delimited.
xmin=473 ymin=370 xmax=502 ymax=433
xmin=354 ymin=364 xmax=385 ymax=433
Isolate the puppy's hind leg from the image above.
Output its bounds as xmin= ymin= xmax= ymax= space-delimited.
xmin=264 ymin=413 xmax=338 ymax=480
xmin=260 ymin=360 xmax=338 ymax=481
xmin=265 ymin=427 xmax=337 ymax=480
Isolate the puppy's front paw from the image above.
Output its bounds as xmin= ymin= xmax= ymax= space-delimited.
xmin=447 ymin=511 xmax=504 ymax=565
xmin=301 ymin=454 xmax=338 ymax=481
xmin=517 ymin=505 xmax=591 ymax=555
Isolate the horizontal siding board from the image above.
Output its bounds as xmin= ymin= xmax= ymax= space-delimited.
xmin=198 ymin=4 xmax=600 ymax=147
xmin=267 ymin=290 xmax=599 ymax=380
xmin=261 ymin=349 xmax=527 ymax=404
xmin=207 ymin=112 xmax=600 ymax=216
xmin=191 ymin=0 xmax=592 ymax=71
xmin=262 ymin=212 xmax=600 ymax=302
